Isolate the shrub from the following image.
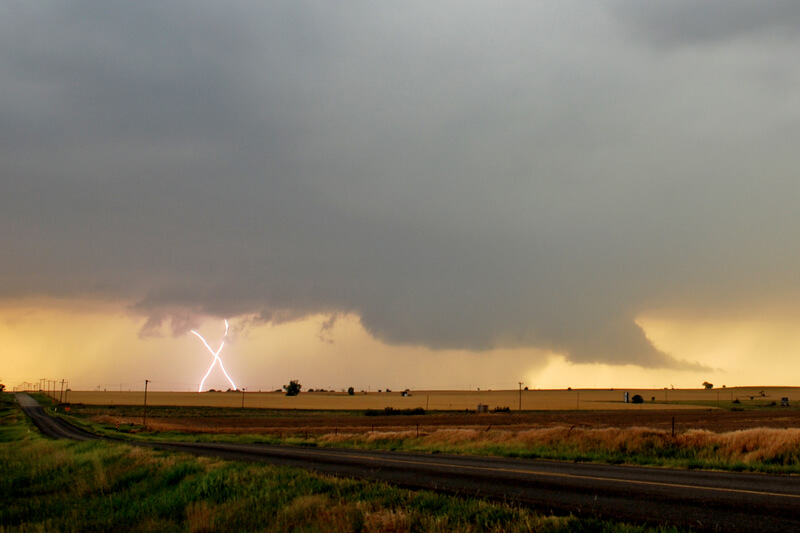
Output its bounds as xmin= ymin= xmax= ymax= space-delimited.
xmin=284 ymin=380 xmax=301 ymax=397
xmin=631 ymin=394 xmax=644 ymax=404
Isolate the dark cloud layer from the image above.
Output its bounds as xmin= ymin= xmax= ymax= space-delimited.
xmin=613 ymin=0 xmax=800 ymax=47
xmin=3 ymin=2 xmax=799 ymax=369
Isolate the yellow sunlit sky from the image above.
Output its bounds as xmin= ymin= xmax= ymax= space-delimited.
xmin=4 ymin=298 xmax=798 ymax=392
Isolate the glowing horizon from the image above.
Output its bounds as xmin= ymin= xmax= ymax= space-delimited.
xmin=3 ymin=298 xmax=800 ymax=393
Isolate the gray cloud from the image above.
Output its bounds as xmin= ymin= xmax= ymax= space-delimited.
xmin=3 ymin=2 xmax=799 ymax=370
xmin=612 ymin=0 xmax=800 ymax=47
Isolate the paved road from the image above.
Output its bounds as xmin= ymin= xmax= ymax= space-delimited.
xmin=16 ymin=394 xmax=800 ymax=531
xmin=16 ymin=393 xmax=98 ymax=441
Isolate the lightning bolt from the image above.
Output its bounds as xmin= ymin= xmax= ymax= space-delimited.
xmin=191 ymin=319 xmax=238 ymax=392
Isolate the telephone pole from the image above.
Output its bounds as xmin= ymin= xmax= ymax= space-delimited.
xmin=59 ymin=379 xmax=66 ymax=403
xmin=143 ymin=380 xmax=150 ymax=430
xmin=518 ymin=382 xmax=524 ymax=411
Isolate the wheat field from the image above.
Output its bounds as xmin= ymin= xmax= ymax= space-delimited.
xmin=60 ymin=386 xmax=798 ymax=411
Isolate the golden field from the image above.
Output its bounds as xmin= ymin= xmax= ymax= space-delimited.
xmin=60 ymin=386 xmax=798 ymax=411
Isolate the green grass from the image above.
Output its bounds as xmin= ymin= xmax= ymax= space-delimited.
xmin=0 ymin=396 xmax=27 ymax=443
xmin=3 ymin=393 xmax=683 ymax=532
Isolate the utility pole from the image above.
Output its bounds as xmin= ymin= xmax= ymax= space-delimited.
xmin=59 ymin=379 xmax=65 ymax=403
xmin=518 ymin=382 xmax=524 ymax=411
xmin=241 ymin=388 xmax=246 ymax=409
xmin=143 ymin=380 xmax=150 ymax=430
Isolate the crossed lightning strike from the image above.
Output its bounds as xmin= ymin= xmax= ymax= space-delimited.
xmin=192 ymin=319 xmax=238 ymax=392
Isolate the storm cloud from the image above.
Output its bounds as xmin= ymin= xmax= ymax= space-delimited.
xmin=3 ymin=2 xmax=799 ymax=370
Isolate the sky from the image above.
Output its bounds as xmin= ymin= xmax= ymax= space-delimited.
xmin=3 ymin=2 xmax=800 ymax=392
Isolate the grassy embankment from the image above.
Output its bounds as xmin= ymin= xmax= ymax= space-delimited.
xmin=60 ymin=397 xmax=800 ymax=475
xmin=2 ymin=394 xmax=680 ymax=532
xmin=319 ymin=426 xmax=800 ymax=474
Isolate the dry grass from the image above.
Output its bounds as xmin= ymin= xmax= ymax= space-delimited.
xmin=318 ymin=425 xmax=800 ymax=470
xmin=681 ymin=428 xmax=800 ymax=464
xmin=185 ymin=501 xmax=215 ymax=533
xmin=61 ymin=386 xmax=800 ymax=411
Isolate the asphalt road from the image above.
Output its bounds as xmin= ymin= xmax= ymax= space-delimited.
xmin=16 ymin=394 xmax=800 ymax=531
xmin=16 ymin=393 xmax=98 ymax=441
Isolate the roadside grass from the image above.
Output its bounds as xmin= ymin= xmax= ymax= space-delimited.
xmin=316 ymin=426 xmax=800 ymax=474
xmin=3 ymin=394 xmax=682 ymax=532
xmin=0 ymin=396 xmax=27 ymax=443
xmin=63 ymin=400 xmax=800 ymax=475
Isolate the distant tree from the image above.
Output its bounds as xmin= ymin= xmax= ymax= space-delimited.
xmin=347 ymin=386 xmax=355 ymax=396
xmin=0 ymin=383 xmax=5 ymax=393
xmin=284 ymin=380 xmax=301 ymax=397
xmin=631 ymin=394 xmax=644 ymax=404
xmin=702 ymin=381 xmax=713 ymax=389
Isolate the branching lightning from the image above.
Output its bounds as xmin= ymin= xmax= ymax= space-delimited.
xmin=191 ymin=319 xmax=238 ymax=392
